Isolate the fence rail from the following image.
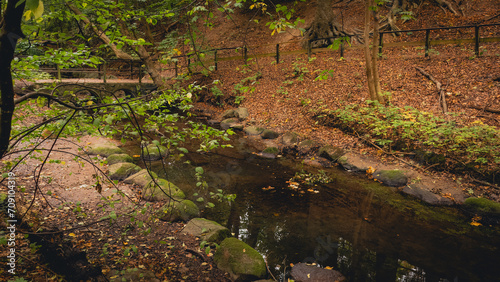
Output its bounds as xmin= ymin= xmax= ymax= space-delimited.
xmin=33 ymin=23 xmax=500 ymax=82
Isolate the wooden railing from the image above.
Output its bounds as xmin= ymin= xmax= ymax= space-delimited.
xmin=32 ymin=23 xmax=500 ymax=81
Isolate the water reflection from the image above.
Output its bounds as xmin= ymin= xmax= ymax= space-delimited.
xmin=209 ymin=157 xmax=500 ymax=282
xmin=134 ymin=135 xmax=500 ymax=282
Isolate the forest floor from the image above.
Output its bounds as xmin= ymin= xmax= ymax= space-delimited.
xmin=1 ymin=0 xmax=500 ymax=281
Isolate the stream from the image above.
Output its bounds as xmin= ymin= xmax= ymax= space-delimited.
xmin=124 ymin=128 xmax=500 ymax=282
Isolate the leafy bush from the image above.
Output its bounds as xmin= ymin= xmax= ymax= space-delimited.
xmin=318 ymin=101 xmax=500 ymax=173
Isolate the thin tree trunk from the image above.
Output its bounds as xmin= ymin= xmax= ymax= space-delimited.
xmin=364 ymin=0 xmax=376 ymax=101
xmin=371 ymin=1 xmax=384 ymax=104
xmin=66 ymin=2 xmax=133 ymax=60
xmin=0 ymin=0 xmax=26 ymax=158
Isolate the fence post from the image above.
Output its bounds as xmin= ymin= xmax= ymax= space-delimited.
xmin=103 ymin=62 xmax=107 ymax=83
xmin=56 ymin=64 xmax=61 ymax=81
xmin=276 ymin=44 xmax=280 ymax=64
xmin=474 ymin=25 xmax=480 ymax=56
xmin=425 ymin=29 xmax=430 ymax=57
xmin=307 ymin=40 xmax=312 ymax=58
xmin=340 ymin=41 xmax=344 ymax=58
xmin=174 ymin=60 xmax=178 ymax=77
xmin=138 ymin=61 xmax=142 ymax=84
xmin=214 ymin=49 xmax=218 ymax=70
xmin=130 ymin=60 xmax=134 ymax=79
xmin=187 ymin=57 xmax=192 ymax=74
xmin=378 ymin=32 xmax=384 ymax=56
xmin=243 ymin=46 xmax=248 ymax=62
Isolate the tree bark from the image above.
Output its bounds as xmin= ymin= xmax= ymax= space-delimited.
xmin=303 ymin=0 xmax=361 ymax=48
xmin=117 ymin=21 xmax=164 ymax=87
xmin=364 ymin=0 xmax=384 ymax=104
xmin=66 ymin=2 xmax=133 ymax=60
xmin=0 ymin=0 xmax=26 ymax=158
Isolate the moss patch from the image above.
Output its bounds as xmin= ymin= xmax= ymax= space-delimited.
xmin=465 ymin=197 xmax=500 ymax=215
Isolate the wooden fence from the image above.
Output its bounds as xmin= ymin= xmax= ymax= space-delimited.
xmin=36 ymin=23 xmax=500 ymax=81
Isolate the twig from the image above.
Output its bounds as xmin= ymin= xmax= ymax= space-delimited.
xmin=416 ymin=67 xmax=448 ymax=114
xmin=354 ymin=131 xmax=424 ymax=171
xmin=185 ymin=248 xmax=206 ymax=262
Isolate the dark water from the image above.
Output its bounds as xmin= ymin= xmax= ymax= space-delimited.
xmin=131 ymin=133 xmax=500 ymax=282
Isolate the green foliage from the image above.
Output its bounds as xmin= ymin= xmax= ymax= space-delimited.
xmin=193 ymin=166 xmax=236 ymax=209
xmin=324 ymin=101 xmax=500 ymax=172
xmin=314 ymin=69 xmax=334 ymax=81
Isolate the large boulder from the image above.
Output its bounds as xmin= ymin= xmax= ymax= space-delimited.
xmin=142 ymin=178 xmax=185 ymax=201
xmin=106 ymin=154 xmax=133 ymax=165
xmin=158 ymin=199 xmax=200 ymax=222
xmin=108 ymin=163 xmax=142 ymax=181
xmin=214 ymin=237 xmax=266 ymax=281
xmin=124 ymin=169 xmax=158 ymax=188
xmin=87 ymin=143 xmax=124 ymax=157
xmin=142 ymin=144 xmax=168 ymax=161
xmin=182 ymin=218 xmax=231 ymax=244
xmin=291 ymin=263 xmax=345 ymax=282
xmin=373 ymin=169 xmax=408 ymax=187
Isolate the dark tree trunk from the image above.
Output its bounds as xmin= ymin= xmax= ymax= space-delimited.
xmin=0 ymin=0 xmax=26 ymax=158
xmin=302 ymin=0 xmax=361 ymax=48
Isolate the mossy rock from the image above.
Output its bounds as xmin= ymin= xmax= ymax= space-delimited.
xmin=108 ymin=163 xmax=142 ymax=181
xmin=297 ymin=139 xmax=316 ymax=154
xmin=465 ymin=197 xmax=500 ymax=215
xmin=282 ymin=132 xmax=298 ymax=146
xmin=124 ymin=169 xmax=158 ymax=188
xmin=182 ymin=218 xmax=231 ymax=244
xmin=142 ymin=144 xmax=168 ymax=161
xmin=318 ymin=145 xmax=344 ymax=162
xmin=261 ymin=129 xmax=279 ymax=139
xmin=142 ymin=178 xmax=185 ymax=201
xmin=373 ymin=169 xmax=408 ymax=187
xmin=158 ymin=200 xmax=200 ymax=222
xmin=106 ymin=154 xmax=133 ymax=165
xmin=87 ymin=143 xmax=124 ymax=157
xmin=244 ymin=126 xmax=265 ymax=136
xmin=214 ymin=237 xmax=266 ymax=281
xmin=262 ymin=147 xmax=279 ymax=155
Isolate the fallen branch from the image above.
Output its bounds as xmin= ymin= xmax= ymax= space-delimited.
xmin=468 ymin=104 xmax=500 ymax=114
xmin=471 ymin=177 xmax=500 ymax=191
xmin=416 ymin=67 xmax=448 ymax=114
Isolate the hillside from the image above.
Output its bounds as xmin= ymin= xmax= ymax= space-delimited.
xmin=184 ymin=0 xmax=500 ymax=201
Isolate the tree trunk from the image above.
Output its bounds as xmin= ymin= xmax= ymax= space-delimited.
xmin=303 ymin=0 xmax=361 ymax=48
xmin=117 ymin=22 xmax=164 ymax=87
xmin=66 ymin=2 xmax=133 ymax=60
xmin=0 ymin=0 xmax=26 ymax=158
xmin=364 ymin=0 xmax=384 ymax=104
